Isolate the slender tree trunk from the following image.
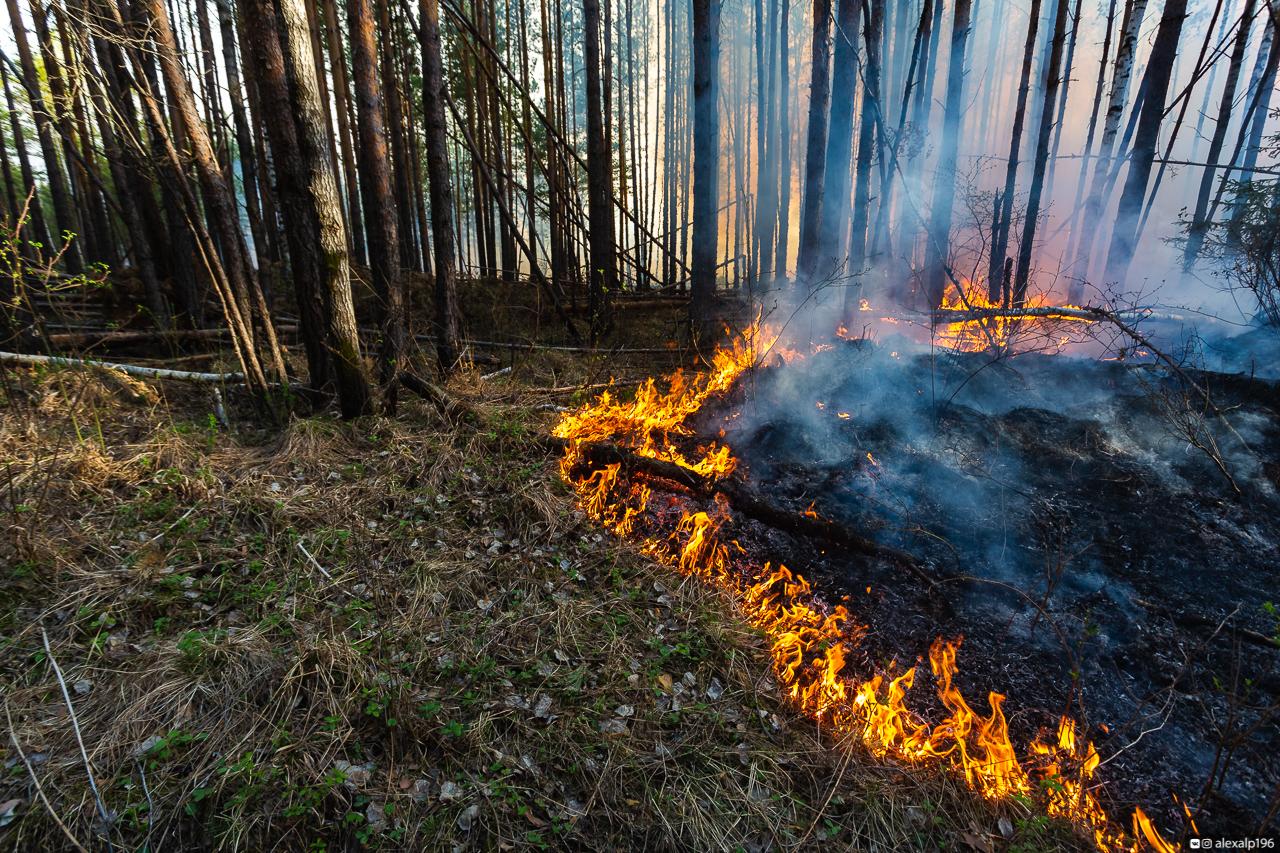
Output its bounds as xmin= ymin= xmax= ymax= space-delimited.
xmin=214 ymin=0 xmax=269 ymax=277
xmin=1071 ymin=0 xmax=1146 ymax=281
xmin=323 ymin=0 xmax=367 ymax=266
xmin=815 ymin=0 xmax=862 ymax=282
xmin=1012 ymin=0 xmax=1070 ymax=303
xmin=584 ymin=0 xmax=618 ymax=339
xmin=1062 ymin=0 xmax=1117 ymax=299
xmin=690 ymin=0 xmax=721 ymax=339
xmin=1183 ymin=0 xmax=1256 ymax=268
xmin=420 ymin=0 xmax=463 ymax=371
xmin=795 ymin=0 xmax=832 ymax=288
xmin=140 ymin=0 xmax=286 ymax=383
xmin=1103 ymin=0 xmax=1187 ymax=282
xmin=845 ymin=0 xmax=884 ymax=294
xmin=276 ymin=0 xmax=370 ymax=415
xmin=349 ymin=0 xmax=405 ymax=409
xmin=0 ymin=58 xmax=50 ymax=250
xmin=7 ymin=0 xmax=81 ymax=271
xmin=1226 ymin=15 xmax=1279 ymax=236
xmin=775 ymin=0 xmax=791 ymax=276
xmin=922 ymin=0 xmax=972 ymax=307
xmin=987 ymin=0 xmax=1042 ymax=300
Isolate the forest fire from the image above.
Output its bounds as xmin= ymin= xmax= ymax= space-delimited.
xmin=554 ymin=323 xmax=1182 ymax=852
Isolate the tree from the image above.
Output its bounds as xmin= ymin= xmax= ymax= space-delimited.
xmin=815 ymin=0 xmax=863 ymax=283
xmin=1183 ymin=0 xmax=1257 ymax=268
xmin=1103 ymin=0 xmax=1188 ymax=283
xmin=1070 ymin=0 xmax=1147 ymax=282
xmin=241 ymin=0 xmax=372 ymax=417
xmin=987 ymin=0 xmax=1042 ymax=301
xmin=690 ymin=0 xmax=722 ymax=340
xmin=1012 ymin=0 xmax=1070 ymax=304
xmin=584 ymin=0 xmax=618 ymax=340
xmin=348 ymin=0 xmax=405 ymax=411
xmin=795 ymin=0 xmax=832 ymax=289
xmin=922 ymin=0 xmax=972 ymax=307
xmin=6 ymin=0 xmax=81 ymax=271
xmin=845 ymin=0 xmax=883 ymax=300
xmin=419 ymin=0 xmax=463 ymax=371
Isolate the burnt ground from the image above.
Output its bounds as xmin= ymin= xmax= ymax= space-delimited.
xmin=698 ymin=339 xmax=1280 ymax=841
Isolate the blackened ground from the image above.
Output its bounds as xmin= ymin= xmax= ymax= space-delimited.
xmin=703 ymin=340 xmax=1280 ymax=841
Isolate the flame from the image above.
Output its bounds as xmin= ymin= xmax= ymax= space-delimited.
xmin=936 ymin=281 xmax=1094 ymax=353
xmin=554 ymin=322 xmax=1181 ymax=851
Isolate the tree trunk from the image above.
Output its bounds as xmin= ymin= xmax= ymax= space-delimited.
xmin=139 ymin=0 xmax=286 ymax=384
xmin=0 ymin=58 xmax=50 ymax=250
xmin=986 ymin=0 xmax=1042 ymax=300
xmin=323 ymin=0 xmax=367 ymax=266
xmin=420 ymin=0 xmax=463 ymax=371
xmin=922 ymin=0 xmax=972 ymax=307
xmin=815 ymin=0 xmax=863 ymax=282
xmin=1012 ymin=0 xmax=1070 ymax=303
xmin=774 ymin=4 xmax=791 ymax=277
xmin=689 ymin=0 xmax=722 ymax=341
xmin=276 ymin=0 xmax=371 ymax=416
xmin=1183 ymin=0 xmax=1257 ymax=268
xmin=1070 ymin=0 xmax=1147 ymax=281
xmin=795 ymin=0 xmax=832 ymax=289
xmin=348 ymin=0 xmax=405 ymax=410
xmin=6 ymin=0 xmax=81 ymax=271
xmin=1103 ymin=0 xmax=1187 ymax=283
xmin=845 ymin=0 xmax=883 ymax=294
xmin=584 ymin=0 xmax=619 ymax=340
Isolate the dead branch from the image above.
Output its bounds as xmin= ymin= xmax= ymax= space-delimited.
xmin=544 ymin=436 xmax=941 ymax=587
xmin=1 ymin=350 xmax=247 ymax=383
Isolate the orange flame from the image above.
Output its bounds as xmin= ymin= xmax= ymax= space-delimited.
xmin=555 ymin=321 xmax=1181 ymax=851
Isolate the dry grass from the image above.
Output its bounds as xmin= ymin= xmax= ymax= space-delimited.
xmin=0 ymin=360 xmax=1088 ymax=852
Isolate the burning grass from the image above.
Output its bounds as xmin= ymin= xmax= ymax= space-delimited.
xmin=0 ymin=362 xmax=1089 ymax=850
xmin=552 ymin=322 xmax=1187 ymax=852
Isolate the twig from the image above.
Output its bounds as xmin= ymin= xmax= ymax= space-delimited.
xmin=5 ymin=696 xmax=89 ymax=853
xmin=39 ymin=628 xmax=113 ymax=850
xmin=480 ymin=365 xmax=512 ymax=381
xmin=295 ymin=540 xmax=333 ymax=579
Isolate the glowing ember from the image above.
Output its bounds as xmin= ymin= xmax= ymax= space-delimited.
xmin=555 ymin=322 xmax=1181 ymax=852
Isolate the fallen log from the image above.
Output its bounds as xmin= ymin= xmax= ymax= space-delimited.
xmin=542 ymin=436 xmax=942 ymax=587
xmin=0 ymin=350 xmax=247 ymax=384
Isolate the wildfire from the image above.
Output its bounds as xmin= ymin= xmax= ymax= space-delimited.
xmin=554 ymin=321 xmax=1180 ymax=851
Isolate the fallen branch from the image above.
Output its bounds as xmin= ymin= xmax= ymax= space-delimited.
xmin=398 ymin=371 xmax=477 ymax=422
xmin=1 ymin=350 xmax=246 ymax=384
xmin=543 ymin=437 xmax=941 ymax=587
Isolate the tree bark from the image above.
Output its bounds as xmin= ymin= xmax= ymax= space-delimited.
xmin=585 ymin=0 xmax=619 ymax=340
xmin=815 ymin=0 xmax=863 ymax=283
xmin=795 ymin=0 xmax=832 ymax=289
xmin=420 ymin=0 xmax=463 ymax=371
xmin=689 ymin=0 xmax=722 ymax=341
xmin=348 ymin=0 xmax=405 ymax=410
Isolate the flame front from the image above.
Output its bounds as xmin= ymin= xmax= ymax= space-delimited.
xmin=554 ymin=322 xmax=1179 ymax=852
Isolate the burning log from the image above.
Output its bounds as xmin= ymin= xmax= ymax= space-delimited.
xmin=543 ymin=435 xmax=942 ymax=588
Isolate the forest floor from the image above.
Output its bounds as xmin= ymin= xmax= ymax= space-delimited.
xmin=0 ymin=315 xmax=1089 ymax=851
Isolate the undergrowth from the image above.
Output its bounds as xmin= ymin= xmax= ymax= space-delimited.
xmin=0 ymin=362 xmax=1088 ymax=851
